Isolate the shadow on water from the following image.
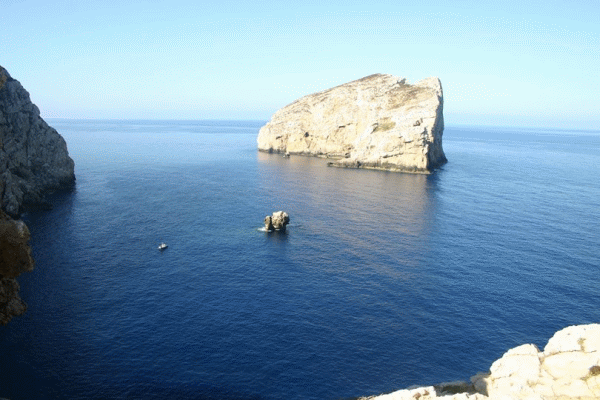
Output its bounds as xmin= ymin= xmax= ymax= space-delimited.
xmin=263 ymin=229 xmax=289 ymax=243
xmin=256 ymin=151 xmax=442 ymax=248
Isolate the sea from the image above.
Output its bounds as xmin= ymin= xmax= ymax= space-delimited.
xmin=1 ymin=119 xmax=599 ymax=400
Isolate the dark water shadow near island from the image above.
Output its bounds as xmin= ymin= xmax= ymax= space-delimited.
xmin=263 ymin=229 xmax=289 ymax=243
xmin=256 ymin=151 xmax=441 ymax=266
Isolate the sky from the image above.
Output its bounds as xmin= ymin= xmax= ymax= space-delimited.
xmin=2 ymin=0 xmax=599 ymax=129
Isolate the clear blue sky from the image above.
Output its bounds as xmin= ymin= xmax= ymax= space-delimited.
xmin=2 ymin=0 xmax=599 ymax=128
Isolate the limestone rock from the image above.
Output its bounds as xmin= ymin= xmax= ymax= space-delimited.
xmin=0 ymin=209 xmax=34 ymax=325
xmin=367 ymin=324 xmax=600 ymax=400
xmin=371 ymin=385 xmax=437 ymax=400
xmin=257 ymin=74 xmax=446 ymax=174
xmin=543 ymin=323 xmax=600 ymax=354
xmin=264 ymin=211 xmax=290 ymax=232
xmin=0 ymin=65 xmax=75 ymax=217
xmin=364 ymin=385 xmax=487 ymax=400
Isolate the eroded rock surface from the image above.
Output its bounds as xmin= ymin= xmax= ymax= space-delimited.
xmin=0 ymin=209 xmax=34 ymax=325
xmin=0 ymin=65 xmax=75 ymax=217
xmin=264 ymin=211 xmax=290 ymax=232
xmin=257 ymin=74 xmax=446 ymax=173
xmin=365 ymin=324 xmax=600 ymax=400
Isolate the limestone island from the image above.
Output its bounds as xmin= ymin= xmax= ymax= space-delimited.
xmin=257 ymin=74 xmax=446 ymax=174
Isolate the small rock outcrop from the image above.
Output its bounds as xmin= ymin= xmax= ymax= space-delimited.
xmin=0 ymin=209 xmax=34 ymax=325
xmin=0 ymin=65 xmax=75 ymax=217
xmin=365 ymin=324 xmax=600 ymax=400
xmin=257 ymin=74 xmax=446 ymax=174
xmin=264 ymin=211 xmax=290 ymax=232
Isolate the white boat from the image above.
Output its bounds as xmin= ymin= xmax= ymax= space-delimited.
xmin=158 ymin=242 xmax=168 ymax=250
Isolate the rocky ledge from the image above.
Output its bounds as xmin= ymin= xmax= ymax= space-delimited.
xmin=257 ymin=74 xmax=446 ymax=173
xmin=364 ymin=324 xmax=600 ymax=400
xmin=0 ymin=65 xmax=75 ymax=217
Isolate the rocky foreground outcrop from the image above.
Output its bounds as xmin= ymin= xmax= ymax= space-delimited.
xmin=0 ymin=65 xmax=75 ymax=217
xmin=0 ymin=209 xmax=34 ymax=325
xmin=257 ymin=74 xmax=446 ymax=173
xmin=365 ymin=324 xmax=600 ymax=400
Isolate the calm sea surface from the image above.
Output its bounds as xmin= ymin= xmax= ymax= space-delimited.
xmin=1 ymin=120 xmax=599 ymax=399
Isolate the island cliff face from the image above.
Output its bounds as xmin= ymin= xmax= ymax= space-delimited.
xmin=0 ymin=66 xmax=75 ymax=324
xmin=257 ymin=74 xmax=446 ymax=173
xmin=0 ymin=65 xmax=75 ymax=217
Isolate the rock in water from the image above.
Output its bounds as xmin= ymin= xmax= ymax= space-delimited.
xmin=0 ymin=65 xmax=75 ymax=217
xmin=257 ymin=74 xmax=446 ymax=174
xmin=264 ymin=211 xmax=290 ymax=232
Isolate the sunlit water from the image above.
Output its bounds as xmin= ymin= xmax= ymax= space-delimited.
xmin=1 ymin=120 xmax=599 ymax=399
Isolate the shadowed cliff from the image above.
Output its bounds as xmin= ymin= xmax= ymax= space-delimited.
xmin=0 ymin=65 xmax=75 ymax=323
xmin=0 ymin=65 xmax=75 ymax=218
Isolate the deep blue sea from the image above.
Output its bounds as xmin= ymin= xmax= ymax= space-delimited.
xmin=1 ymin=120 xmax=599 ymax=400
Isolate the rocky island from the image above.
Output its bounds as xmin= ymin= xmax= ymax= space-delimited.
xmin=0 ymin=65 xmax=75 ymax=324
xmin=257 ymin=74 xmax=446 ymax=173
xmin=264 ymin=211 xmax=290 ymax=232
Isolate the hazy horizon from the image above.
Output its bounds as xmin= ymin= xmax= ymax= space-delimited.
xmin=2 ymin=0 xmax=599 ymax=130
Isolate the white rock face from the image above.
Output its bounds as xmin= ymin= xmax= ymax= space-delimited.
xmin=366 ymin=384 xmax=487 ymax=400
xmin=264 ymin=211 xmax=290 ymax=232
xmin=365 ymin=324 xmax=600 ymax=400
xmin=257 ymin=74 xmax=446 ymax=174
xmin=0 ymin=66 xmax=75 ymax=217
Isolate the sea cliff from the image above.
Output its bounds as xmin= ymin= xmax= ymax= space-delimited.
xmin=0 ymin=65 xmax=75 ymax=324
xmin=0 ymin=65 xmax=75 ymax=217
xmin=364 ymin=324 xmax=600 ymax=400
xmin=257 ymin=74 xmax=446 ymax=173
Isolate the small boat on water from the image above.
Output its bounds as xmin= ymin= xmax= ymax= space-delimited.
xmin=158 ymin=242 xmax=168 ymax=251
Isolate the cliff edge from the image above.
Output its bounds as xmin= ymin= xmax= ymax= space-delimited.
xmin=257 ymin=74 xmax=446 ymax=173
xmin=365 ymin=324 xmax=600 ymax=400
xmin=0 ymin=65 xmax=75 ymax=217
